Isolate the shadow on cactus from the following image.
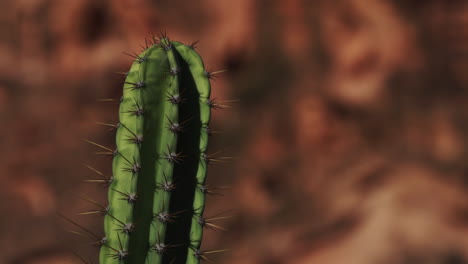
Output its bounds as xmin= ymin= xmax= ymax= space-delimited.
xmin=67 ymin=34 xmax=229 ymax=264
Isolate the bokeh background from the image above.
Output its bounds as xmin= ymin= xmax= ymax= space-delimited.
xmin=2 ymin=0 xmax=468 ymax=263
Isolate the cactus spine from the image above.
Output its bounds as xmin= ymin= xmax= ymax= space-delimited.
xmin=99 ymin=36 xmax=213 ymax=264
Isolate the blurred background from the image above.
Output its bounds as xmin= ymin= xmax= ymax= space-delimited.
xmin=2 ymin=0 xmax=468 ymax=263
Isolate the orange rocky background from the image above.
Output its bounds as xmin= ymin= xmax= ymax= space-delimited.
xmin=1 ymin=0 xmax=468 ymax=263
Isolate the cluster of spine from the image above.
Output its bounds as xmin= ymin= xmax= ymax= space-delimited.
xmin=84 ymin=35 xmax=223 ymax=264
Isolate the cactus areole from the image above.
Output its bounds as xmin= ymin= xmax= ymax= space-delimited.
xmin=100 ymin=37 xmax=214 ymax=264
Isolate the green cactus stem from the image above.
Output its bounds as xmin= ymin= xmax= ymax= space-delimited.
xmin=98 ymin=35 xmax=216 ymax=264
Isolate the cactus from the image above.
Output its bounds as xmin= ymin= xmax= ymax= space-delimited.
xmin=90 ymin=35 xmax=219 ymax=264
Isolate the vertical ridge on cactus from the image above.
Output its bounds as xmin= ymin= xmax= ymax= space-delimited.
xmin=97 ymin=36 xmax=214 ymax=264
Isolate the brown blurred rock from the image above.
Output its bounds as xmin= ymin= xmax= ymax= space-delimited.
xmin=2 ymin=0 xmax=468 ymax=263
